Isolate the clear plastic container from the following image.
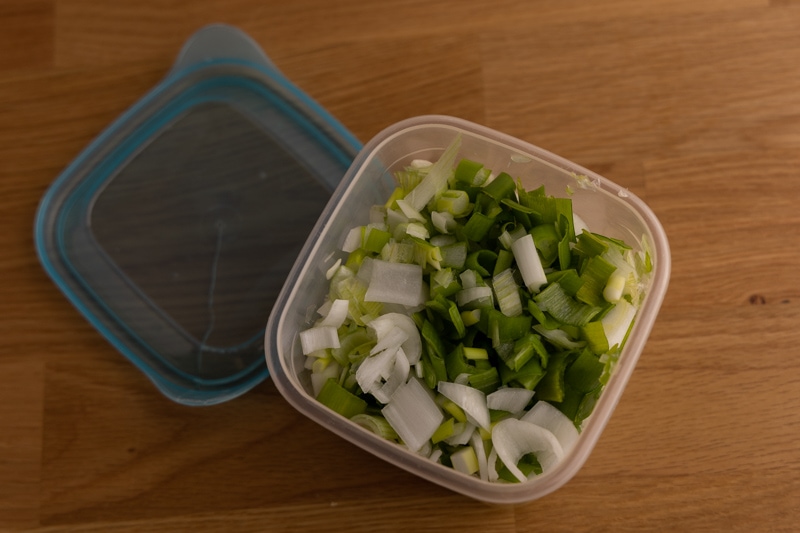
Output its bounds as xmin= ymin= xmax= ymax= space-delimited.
xmin=265 ymin=115 xmax=670 ymax=503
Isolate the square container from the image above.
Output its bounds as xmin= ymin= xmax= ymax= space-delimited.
xmin=265 ymin=115 xmax=671 ymax=503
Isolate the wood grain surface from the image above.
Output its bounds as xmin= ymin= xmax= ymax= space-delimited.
xmin=2 ymin=1 xmax=799 ymax=531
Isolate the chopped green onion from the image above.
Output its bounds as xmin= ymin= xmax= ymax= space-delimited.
xmin=463 ymin=212 xmax=495 ymax=242
xmin=469 ymin=431 xmax=489 ymax=482
xmin=468 ymin=367 xmax=501 ymax=394
xmin=438 ymin=380 xmax=491 ymax=430
xmin=351 ymin=414 xmax=399 ymax=440
xmin=363 ymin=226 xmax=391 ymax=253
xmin=530 ymin=223 xmax=560 ymax=267
xmin=499 ymin=224 xmax=528 ymax=249
xmin=534 ymin=282 xmax=601 ymax=326
xmin=565 ymin=349 xmax=604 ymax=394
xmin=465 ymin=250 xmax=498 ymax=277
xmin=316 ymin=378 xmax=367 ymax=419
xmin=481 ymin=172 xmax=516 ymax=202
xmin=440 ymin=241 xmax=468 ymax=269
xmin=493 ymin=268 xmax=523 ymax=317
xmin=533 ymin=324 xmax=586 ymax=351
xmin=483 ymin=309 xmax=532 ymax=345
xmin=368 ymin=312 xmax=422 ymax=364
xmin=395 ymin=198 xmax=426 ymax=223
xmin=326 ymin=258 xmax=342 ymax=280
xmin=436 ymin=189 xmax=472 ymax=217
xmin=368 ymin=325 xmax=407 ymax=357
xmin=603 ymin=271 xmax=627 ymax=303
xmin=404 ymin=136 xmax=462 ymax=211
xmin=332 ymin=328 xmax=374 ymax=366
xmin=574 ymin=231 xmax=609 ymax=258
xmin=511 ymin=234 xmax=547 ymax=292
xmin=383 ymin=187 xmax=406 ymax=209
xmin=463 ymin=347 xmax=489 ymax=360
xmin=410 ymin=237 xmax=443 ymax=270
xmin=430 ymin=234 xmax=457 ymax=247
xmin=502 ymin=332 xmax=547 ymax=372
xmin=520 ymin=401 xmax=579 ymax=453
xmin=342 ymin=226 xmax=363 ymax=253
xmin=405 ymin=222 xmax=430 ymax=240
xmin=310 ymin=359 xmax=341 ymax=396
xmin=493 ymin=249 xmax=514 ymax=276
xmin=319 ymin=298 xmax=350 ymax=328
xmin=301 ymin=144 xmax=649 ymax=484
xmin=438 ymin=396 xmax=468 ymax=423
xmin=382 ymin=378 xmax=444 ymax=452
xmin=299 ymin=326 xmax=340 ymax=355
xmin=445 ymin=422 xmax=477 ymax=446
xmin=461 ymin=308 xmax=481 ymax=327
xmin=380 ymin=241 xmax=414 ymax=264
xmin=364 ymin=259 xmax=424 ymax=307
xmin=445 ymin=344 xmax=478 ymax=381
xmin=355 ymin=345 xmax=409 ymax=403
xmin=491 ymin=418 xmax=564 ymax=482
xmin=579 ymin=321 xmax=609 ymax=355
xmin=601 ymin=298 xmax=637 ymax=349
xmin=431 ymin=418 xmax=456 ymax=444
xmin=534 ymin=351 xmax=573 ymax=402
xmin=499 ymin=355 xmax=545 ymax=390
xmin=430 ymin=268 xmax=461 ymax=299
xmin=456 ymin=286 xmax=494 ymax=309
xmin=454 ymin=158 xmax=489 ymax=187
xmin=451 ymin=445 xmax=480 ymax=476
xmin=486 ymin=387 xmax=536 ymax=413
xmin=548 ymin=268 xmax=584 ymax=296
xmin=460 ymin=269 xmax=479 ymax=289
xmin=576 ymin=255 xmax=617 ymax=307
xmin=431 ymin=211 xmax=456 ymax=234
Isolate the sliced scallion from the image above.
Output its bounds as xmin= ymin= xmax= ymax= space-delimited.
xmin=364 ymin=259 xmax=424 ymax=307
xmin=403 ymin=136 xmax=462 ymax=211
xmin=299 ymin=326 xmax=340 ymax=355
xmin=351 ymin=413 xmax=399 ymax=440
xmin=511 ymin=234 xmax=547 ymax=292
xmin=520 ymin=400 xmax=579 ymax=453
xmin=534 ymin=282 xmax=601 ymax=326
xmin=438 ymin=380 xmax=491 ymax=430
xmin=316 ymin=378 xmax=367 ymax=419
xmin=486 ymin=387 xmax=536 ymax=414
xmin=382 ymin=378 xmax=444 ymax=452
xmin=301 ymin=140 xmax=648 ymax=484
xmin=493 ymin=268 xmax=523 ymax=317
xmin=491 ymin=418 xmax=564 ymax=482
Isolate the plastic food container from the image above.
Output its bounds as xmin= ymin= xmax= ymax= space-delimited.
xmin=265 ymin=115 xmax=671 ymax=503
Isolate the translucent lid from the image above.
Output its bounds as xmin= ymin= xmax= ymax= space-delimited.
xmin=34 ymin=24 xmax=361 ymax=405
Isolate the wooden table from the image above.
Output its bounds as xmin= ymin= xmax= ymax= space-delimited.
xmin=2 ymin=1 xmax=799 ymax=531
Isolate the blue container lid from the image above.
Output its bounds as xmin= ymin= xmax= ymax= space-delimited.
xmin=34 ymin=24 xmax=361 ymax=405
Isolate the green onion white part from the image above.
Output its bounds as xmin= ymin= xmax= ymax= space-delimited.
xmin=520 ymin=399 xmax=580 ymax=453
xmin=363 ymin=260 xmax=424 ymax=307
xmin=437 ymin=381 xmax=491 ymax=431
xmin=486 ymin=387 xmax=536 ymax=414
xmin=491 ymin=418 xmax=565 ymax=482
xmin=511 ymin=234 xmax=547 ymax=293
xmin=381 ymin=378 xmax=444 ymax=453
